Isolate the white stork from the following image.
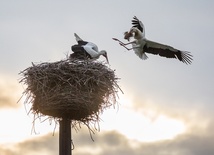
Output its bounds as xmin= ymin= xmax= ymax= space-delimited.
xmin=70 ymin=33 xmax=109 ymax=63
xmin=113 ymin=16 xmax=193 ymax=64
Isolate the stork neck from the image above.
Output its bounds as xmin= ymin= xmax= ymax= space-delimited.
xmin=134 ymin=31 xmax=143 ymax=40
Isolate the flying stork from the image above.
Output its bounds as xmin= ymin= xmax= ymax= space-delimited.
xmin=113 ymin=16 xmax=193 ymax=64
xmin=70 ymin=33 xmax=109 ymax=63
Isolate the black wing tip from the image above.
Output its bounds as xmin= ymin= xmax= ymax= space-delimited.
xmin=132 ymin=16 xmax=139 ymax=23
xmin=131 ymin=16 xmax=143 ymax=32
xmin=133 ymin=16 xmax=138 ymax=20
xmin=181 ymin=51 xmax=193 ymax=65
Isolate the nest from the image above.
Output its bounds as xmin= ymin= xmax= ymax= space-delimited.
xmin=19 ymin=58 xmax=121 ymax=127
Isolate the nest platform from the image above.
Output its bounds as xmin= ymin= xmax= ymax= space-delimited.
xmin=19 ymin=58 xmax=120 ymax=124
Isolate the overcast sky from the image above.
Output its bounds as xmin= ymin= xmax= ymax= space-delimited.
xmin=1 ymin=1 xmax=214 ymax=155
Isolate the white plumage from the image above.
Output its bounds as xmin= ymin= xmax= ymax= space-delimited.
xmin=113 ymin=16 xmax=193 ymax=64
xmin=70 ymin=33 xmax=109 ymax=63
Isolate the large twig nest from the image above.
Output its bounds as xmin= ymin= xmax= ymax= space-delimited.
xmin=19 ymin=58 xmax=121 ymax=124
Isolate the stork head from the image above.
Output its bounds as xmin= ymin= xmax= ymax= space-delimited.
xmin=124 ymin=31 xmax=133 ymax=41
xmin=101 ymin=50 xmax=109 ymax=64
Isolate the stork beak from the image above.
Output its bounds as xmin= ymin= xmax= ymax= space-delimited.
xmin=103 ymin=54 xmax=109 ymax=64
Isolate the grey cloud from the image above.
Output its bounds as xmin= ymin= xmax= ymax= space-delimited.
xmin=0 ymin=133 xmax=58 ymax=155
xmin=73 ymin=125 xmax=214 ymax=155
xmin=16 ymin=133 xmax=58 ymax=155
xmin=1 ymin=121 xmax=214 ymax=155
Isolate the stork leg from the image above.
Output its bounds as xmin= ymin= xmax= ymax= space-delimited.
xmin=113 ymin=38 xmax=133 ymax=45
xmin=112 ymin=38 xmax=134 ymax=51
xmin=119 ymin=43 xmax=133 ymax=50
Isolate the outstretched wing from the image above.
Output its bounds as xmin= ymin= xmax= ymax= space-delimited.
xmin=144 ymin=40 xmax=193 ymax=64
xmin=132 ymin=16 xmax=145 ymax=37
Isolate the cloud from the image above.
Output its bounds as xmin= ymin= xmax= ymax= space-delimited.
xmin=72 ymin=125 xmax=214 ymax=155
xmin=1 ymin=121 xmax=214 ymax=155
xmin=16 ymin=134 xmax=58 ymax=155
xmin=0 ymin=76 xmax=22 ymax=109
xmin=0 ymin=133 xmax=58 ymax=155
xmin=0 ymin=147 xmax=14 ymax=155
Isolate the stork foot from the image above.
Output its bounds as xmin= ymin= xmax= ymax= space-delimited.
xmin=112 ymin=38 xmax=119 ymax=41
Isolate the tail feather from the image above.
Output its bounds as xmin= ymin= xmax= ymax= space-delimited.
xmin=142 ymin=53 xmax=148 ymax=60
xmin=134 ymin=49 xmax=148 ymax=60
